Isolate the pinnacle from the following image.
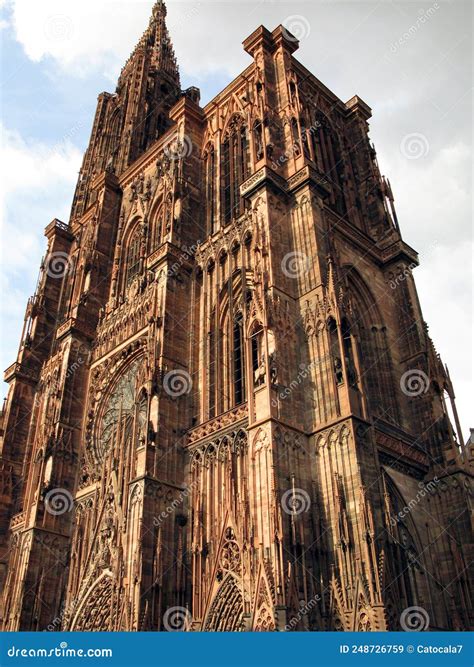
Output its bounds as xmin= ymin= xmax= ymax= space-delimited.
xmin=151 ymin=0 xmax=167 ymax=23
xmin=118 ymin=0 xmax=179 ymax=86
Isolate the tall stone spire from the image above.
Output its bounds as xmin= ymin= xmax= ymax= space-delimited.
xmin=149 ymin=0 xmax=180 ymax=81
xmin=71 ymin=0 xmax=181 ymax=221
xmin=1 ymin=5 xmax=471 ymax=635
xmin=118 ymin=0 xmax=180 ymax=88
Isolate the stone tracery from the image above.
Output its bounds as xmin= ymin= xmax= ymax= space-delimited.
xmin=0 ymin=1 xmax=470 ymax=636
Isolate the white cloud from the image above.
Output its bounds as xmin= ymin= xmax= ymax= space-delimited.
xmin=415 ymin=240 xmax=473 ymax=439
xmin=10 ymin=0 xmax=150 ymax=78
xmin=1 ymin=125 xmax=81 ymax=207
xmin=0 ymin=124 xmax=82 ymax=368
xmin=2 ymin=0 xmax=472 ymax=433
xmin=381 ymin=141 xmax=471 ymax=252
xmin=376 ymin=139 xmax=472 ymax=434
xmin=7 ymin=0 xmax=271 ymax=81
xmin=8 ymin=0 xmax=250 ymax=81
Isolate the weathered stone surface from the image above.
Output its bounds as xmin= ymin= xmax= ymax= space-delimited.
xmin=0 ymin=1 xmax=471 ymax=633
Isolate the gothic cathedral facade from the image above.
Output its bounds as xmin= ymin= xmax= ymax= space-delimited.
xmin=0 ymin=2 xmax=472 ymax=632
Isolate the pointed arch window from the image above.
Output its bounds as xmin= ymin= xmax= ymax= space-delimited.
xmin=153 ymin=208 xmax=164 ymax=250
xmin=203 ymin=573 xmax=244 ymax=631
xmin=327 ymin=317 xmax=343 ymax=385
xmin=205 ymin=145 xmax=216 ymax=235
xmin=156 ymin=113 xmax=167 ymax=138
xmin=222 ymin=118 xmax=249 ymax=226
xmin=291 ymin=117 xmax=301 ymax=157
xmin=312 ymin=115 xmax=346 ymax=215
xmin=346 ymin=268 xmax=400 ymax=421
xmin=96 ymin=358 xmax=142 ymax=463
xmin=289 ymin=81 xmax=297 ymax=105
xmin=300 ymin=117 xmax=311 ymax=160
xmin=253 ymin=119 xmax=264 ymax=161
xmin=208 ymin=293 xmax=216 ymax=419
xmin=126 ymin=225 xmax=142 ymax=286
xmin=208 ymin=326 xmax=216 ymax=418
xmin=250 ymin=323 xmax=265 ymax=387
xmin=233 ymin=312 xmax=245 ymax=405
xmin=383 ymin=473 xmax=423 ymax=612
xmin=103 ymin=107 xmax=121 ymax=172
xmin=206 ymin=277 xmax=253 ymax=418
xmin=341 ymin=317 xmax=357 ymax=387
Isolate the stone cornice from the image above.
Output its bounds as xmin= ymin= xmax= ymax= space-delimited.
xmin=3 ymin=361 xmax=40 ymax=384
xmin=186 ymin=404 xmax=248 ymax=446
xmin=286 ymin=164 xmax=332 ymax=196
xmin=56 ymin=317 xmax=96 ymax=342
xmin=118 ymin=124 xmax=179 ymax=191
xmin=202 ymin=64 xmax=255 ymax=114
xmin=240 ymin=166 xmax=287 ymax=198
xmin=44 ymin=218 xmax=74 ymax=242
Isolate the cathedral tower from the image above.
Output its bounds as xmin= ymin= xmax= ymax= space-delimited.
xmin=0 ymin=3 xmax=471 ymax=631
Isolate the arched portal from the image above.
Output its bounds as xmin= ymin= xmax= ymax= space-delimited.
xmin=203 ymin=574 xmax=245 ymax=631
xmin=70 ymin=571 xmax=114 ymax=631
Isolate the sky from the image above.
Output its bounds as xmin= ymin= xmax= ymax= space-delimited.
xmin=0 ymin=0 xmax=472 ymax=434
